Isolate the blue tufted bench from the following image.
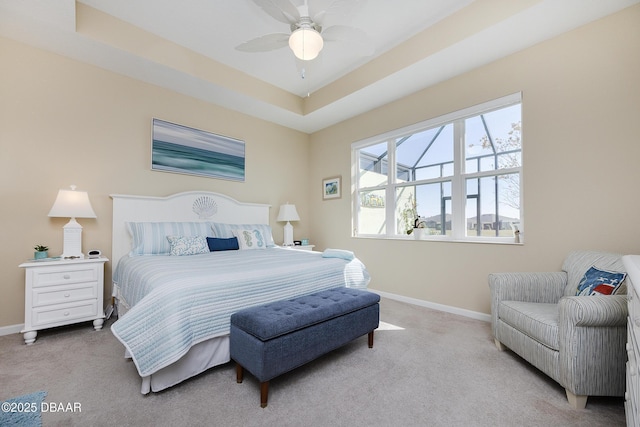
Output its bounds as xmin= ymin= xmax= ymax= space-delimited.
xmin=230 ymin=287 xmax=380 ymax=407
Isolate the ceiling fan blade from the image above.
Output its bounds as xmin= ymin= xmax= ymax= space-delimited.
xmin=251 ymin=0 xmax=300 ymax=25
xmin=321 ymin=25 xmax=373 ymax=55
xmin=235 ymin=33 xmax=291 ymax=53
xmin=310 ymin=0 xmax=366 ymax=26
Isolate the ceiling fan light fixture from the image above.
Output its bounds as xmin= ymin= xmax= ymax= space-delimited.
xmin=289 ymin=27 xmax=323 ymax=61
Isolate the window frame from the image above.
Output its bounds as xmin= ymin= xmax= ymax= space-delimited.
xmin=352 ymin=93 xmax=523 ymax=244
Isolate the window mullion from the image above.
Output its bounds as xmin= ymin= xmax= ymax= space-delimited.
xmin=465 ymin=167 xmax=521 ymax=180
xmin=451 ymin=119 xmax=465 ymax=239
xmin=352 ymin=147 xmax=359 ymax=236
xmin=387 ymin=139 xmax=397 ymax=236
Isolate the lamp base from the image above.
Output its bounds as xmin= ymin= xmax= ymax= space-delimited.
xmin=282 ymin=221 xmax=294 ymax=246
xmin=61 ymin=218 xmax=85 ymax=259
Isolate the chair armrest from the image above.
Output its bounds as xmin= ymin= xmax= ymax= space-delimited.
xmin=558 ymin=295 xmax=628 ymax=396
xmin=488 ymin=272 xmax=567 ymax=304
xmin=558 ymin=295 xmax=628 ymax=327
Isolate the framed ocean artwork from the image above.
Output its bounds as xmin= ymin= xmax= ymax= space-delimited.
xmin=151 ymin=118 xmax=245 ymax=181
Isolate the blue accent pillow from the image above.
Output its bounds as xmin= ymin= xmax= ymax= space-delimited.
xmin=576 ymin=266 xmax=627 ymax=296
xmin=206 ymin=237 xmax=239 ymax=252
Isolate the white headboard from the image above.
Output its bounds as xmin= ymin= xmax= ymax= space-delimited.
xmin=110 ymin=191 xmax=271 ymax=269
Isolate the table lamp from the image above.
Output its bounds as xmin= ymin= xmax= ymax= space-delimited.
xmin=277 ymin=203 xmax=300 ymax=246
xmin=48 ymin=185 xmax=97 ymax=259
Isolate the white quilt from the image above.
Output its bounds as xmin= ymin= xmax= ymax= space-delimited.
xmin=110 ymin=248 xmax=370 ymax=377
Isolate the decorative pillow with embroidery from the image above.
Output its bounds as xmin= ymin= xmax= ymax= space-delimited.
xmin=576 ymin=266 xmax=627 ymax=296
xmin=167 ymin=235 xmax=209 ymax=256
xmin=231 ymin=229 xmax=266 ymax=250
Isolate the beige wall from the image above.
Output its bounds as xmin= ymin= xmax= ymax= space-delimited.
xmin=0 ymin=37 xmax=310 ymax=328
xmin=309 ymin=6 xmax=640 ymax=314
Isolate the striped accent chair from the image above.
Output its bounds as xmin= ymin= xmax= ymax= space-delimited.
xmin=489 ymin=251 xmax=628 ymax=409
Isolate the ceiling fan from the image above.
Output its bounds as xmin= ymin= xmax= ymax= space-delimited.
xmin=236 ymin=0 xmax=373 ymax=61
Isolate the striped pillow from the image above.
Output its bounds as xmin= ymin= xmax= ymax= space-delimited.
xmin=126 ymin=221 xmax=214 ymax=256
xmin=211 ymin=223 xmax=275 ymax=247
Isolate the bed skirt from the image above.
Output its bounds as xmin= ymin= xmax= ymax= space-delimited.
xmin=140 ymin=335 xmax=230 ymax=394
xmin=114 ymin=292 xmax=231 ymax=394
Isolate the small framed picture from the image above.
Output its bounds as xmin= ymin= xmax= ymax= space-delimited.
xmin=322 ymin=176 xmax=341 ymax=200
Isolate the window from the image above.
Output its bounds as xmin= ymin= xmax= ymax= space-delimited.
xmin=352 ymin=93 xmax=522 ymax=243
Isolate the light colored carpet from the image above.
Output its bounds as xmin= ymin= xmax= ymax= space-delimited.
xmin=0 ymin=298 xmax=625 ymax=426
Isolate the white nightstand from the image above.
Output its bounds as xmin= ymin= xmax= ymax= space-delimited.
xmin=291 ymin=245 xmax=315 ymax=251
xmin=19 ymin=257 xmax=108 ymax=345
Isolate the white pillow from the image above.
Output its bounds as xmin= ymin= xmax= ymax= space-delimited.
xmin=167 ymin=235 xmax=209 ymax=256
xmin=232 ymin=229 xmax=267 ymax=250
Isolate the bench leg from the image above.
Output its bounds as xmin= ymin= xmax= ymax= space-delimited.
xmin=260 ymin=381 xmax=269 ymax=408
xmin=236 ymin=363 xmax=269 ymax=408
xmin=236 ymin=363 xmax=244 ymax=383
xmin=368 ymin=331 xmax=374 ymax=348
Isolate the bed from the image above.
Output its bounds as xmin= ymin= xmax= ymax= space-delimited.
xmin=109 ymin=191 xmax=370 ymax=394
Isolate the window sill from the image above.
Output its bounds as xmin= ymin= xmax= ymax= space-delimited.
xmin=353 ymin=235 xmax=524 ymax=245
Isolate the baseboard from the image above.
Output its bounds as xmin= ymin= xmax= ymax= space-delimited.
xmin=370 ymin=289 xmax=491 ymax=323
xmin=0 ymin=293 xmax=489 ymax=336
xmin=0 ymin=323 xmax=23 ymax=336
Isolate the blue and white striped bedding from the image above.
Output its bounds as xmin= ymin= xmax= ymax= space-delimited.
xmin=111 ymin=247 xmax=370 ymax=377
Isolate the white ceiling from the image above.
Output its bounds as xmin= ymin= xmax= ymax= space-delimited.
xmin=1 ymin=0 xmax=637 ymax=133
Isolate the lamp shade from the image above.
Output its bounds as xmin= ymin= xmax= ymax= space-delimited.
xmin=48 ymin=186 xmax=96 ymax=219
xmin=288 ymin=27 xmax=323 ymax=61
xmin=277 ymin=204 xmax=300 ymax=222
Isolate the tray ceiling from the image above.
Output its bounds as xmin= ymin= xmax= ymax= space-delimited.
xmin=1 ymin=0 xmax=637 ymax=133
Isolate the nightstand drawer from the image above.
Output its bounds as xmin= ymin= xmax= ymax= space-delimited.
xmin=32 ymin=283 xmax=97 ymax=307
xmin=31 ymin=300 xmax=98 ymax=327
xmin=32 ymin=265 xmax=98 ymax=287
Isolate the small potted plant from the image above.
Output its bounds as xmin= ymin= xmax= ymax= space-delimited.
xmin=400 ymin=195 xmax=418 ymax=235
xmin=410 ymin=218 xmax=428 ymax=240
xmin=34 ymin=245 xmax=49 ymax=260
xmin=399 ymin=195 xmax=428 ymax=239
